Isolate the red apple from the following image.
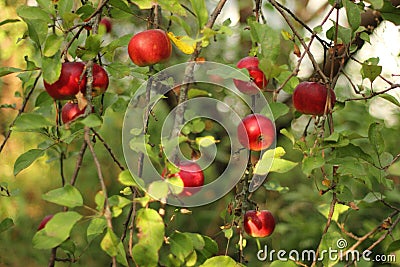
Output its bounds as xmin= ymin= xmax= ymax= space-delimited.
xmin=88 ymin=63 xmax=109 ymax=97
xmin=61 ymin=102 xmax=87 ymax=123
xmin=37 ymin=214 xmax=54 ymax=231
xmin=100 ymin=17 xmax=112 ymax=33
xmin=128 ymin=29 xmax=172 ymax=67
xmin=292 ymin=81 xmax=336 ymax=115
xmin=44 ymin=62 xmax=86 ymax=100
xmin=233 ymin=56 xmax=268 ymax=95
xmin=237 ymin=114 xmax=275 ymax=151
xmin=244 ymin=210 xmax=275 ymax=238
xmin=164 ymin=161 xmax=204 ymax=197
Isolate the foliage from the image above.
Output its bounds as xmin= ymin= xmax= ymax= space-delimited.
xmin=0 ymin=0 xmax=400 ymax=266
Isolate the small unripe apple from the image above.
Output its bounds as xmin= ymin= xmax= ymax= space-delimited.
xmin=244 ymin=210 xmax=275 ymax=238
xmin=292 ymin=81 xmax=336 ymax=115
xmin=37 ymin=214 xmax=54 ymax=231
xmin=233 ymin=56 xmax=268 ymax=95
xmin=128 ymin=29 xmax=172 ymax=67
xmin=61 ymin=102 xmax=86 ymax=123
xmin=44 ymin=62 xmax=86 ymax=100
xmin=164 ymin=161 xmax=204 ymax=197
xmin=100 ymin=17 xmax=112 ymax=33
xmin=237 ymin=114 xmax=275 ymax=151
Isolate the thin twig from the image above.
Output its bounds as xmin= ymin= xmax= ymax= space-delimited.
xmin=345 ymin=83 xmax=400 ymax=102
xmin=70 ymin=141 xmax=88 ymax=186
xmin=311 ymin=194 xmax=337 ymax=267
xmin=92 ymin=129 xmax=125 ymax=171
xmin=85 ymin=127 xmax=116 ymax=267
xmin=0 ymin=71 xmax=41 ymax=153
xmin=269 ymin=0 xmax=329 ymax=83
xmin=273 ymin=0 xmax=329 ymax=47
xmin=170 ymin=0 xmax=228 ymax=160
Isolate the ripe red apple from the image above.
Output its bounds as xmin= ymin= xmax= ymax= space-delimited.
xmin=233 ymin=56 xmax=268 ymax=95
xmin=37 ymin=214 xmax=54 ymax=231
xmin=100 ymin=17 xmax=112 ymax=33
xmin=237 ymin=114 xmax=275 ymax=151
xmin=61 ymin=102 xmax=87 ymax=123
xmin=244 ymin=210 xmax=275 ymax=238
xmin=292 ymin=81 xmax=336 ymax=115
xmin=88 ymin=63 xmax=109 ymax=97
xmin=163 ymin=161 xmax=204 ymax=197
xmin=44 ymin=62 xmax=86 ymax=100
xmin=128 ymin=29 xmax=172 ymax=67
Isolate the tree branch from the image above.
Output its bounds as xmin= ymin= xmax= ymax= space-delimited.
xmin=0 ymin=71 xmax=41 ymax=153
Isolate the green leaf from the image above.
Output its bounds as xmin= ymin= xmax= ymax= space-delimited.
xmin=254 ymin=147 xmax=298 ymax=175
xmin=87 ymin=217 xmax=107 ymax=243
xmin=118 ymin=170 xmax=145 ymax=188
xmin=0 ymin=67 xmax=23 ymax=77
xmin=368 ymin=123 xmax=385 ymax=154
xmin=79 ymin=34 xmax=102 ymax=61
xmin=387 ymin=240 xmax=400 ymax=253
xmin=80 ymin=114 xmax=102 ymax=127
xmin=264 ymin=180 xmax=289 ymax=193
xmin=36 ymin=0 xmax=55 ymax=16
xmin=0 ymin=218 xmax=14 ymax=233
xmin=361 ymin=192 xmax=383 ymax=203
xmin=361 ymin=59 xmax=382 ymax=83
xmin=159 ymin=0 xmax=187 ymax=16
xmin=280 ymin=128 xmax=295 ymax=145
xmin=132 ymin=208 xmax=165 ymax=266
xmin=33 ymin=211 xmax=82 ymax=249
xmin=0 ymin=19 xmax=20 ymax=27
xmin=169 ymin=232 xmax=194 ymax=262
xmin=317 ymin=203 xmax=349 ymax=222
xmin=132 ymin=0 xmax=152 ymax=9
xmin=360 ymin=32 xmax=370 ymax=44
xmin=319 ymin=231 xmax=342 ymax=266
xmin=302 ymin=155 xmax=325 ymax=176
xmin=380 ymin=1 xmax=400 ymax=25
xmin=42 ymin=52 xmax=62 ymax=84
xmin=366 ymin=0 xmax=384 ymax=9
xmin=14 ymin=149 xmax=45 ymax=176
xmin=101 ymin=228 xmax=119 ymax=257
xmin=57 ymin=0 xmax=74 ymax=17
xmin=109 ymin=0 xmax=134 ymax=14
xmin=190 ymin=0 xmax=208 ymax=29
xmin=270 ymin=261 xmax=298 ymax=267
xmin=200 ymin=256 xmax=242 ymax=267
xmin=268 ymin=102 xmax=289 ymax=121
xmin=275 ymin=70 xmax=299 ymax=94
xmin=76 ymin=4 xmax=95 ymax=20
xmin=43 ymin=34 xmax=64 ymax=57
xmin=42 ymin=185 xmax=83 ymax=208
xmin=17 ymin=6 xmax=52 ymax=23
xmin=184 ymin=233 xmax=205 ymax=250
xmin=196 ymin=136 xmax=217 ymax=147
xmin=379 ymin=93 xmax=400 ymax=107
xmin=188 ymin=88 xmax=211 ymax=99
xmin=332 ymin=143 xmax=374 ymax=164
xmin=343 ymin=0 xmax=361 ymax=30
xmin=148 ymin=180 xmax=169 ymax=200
xmin=337 ymin=24 xmax=352 ymax=44
xmin=24 ymin=19 xmax=48 ymax=48
xmin=197 ymin=236 xmax=218 ymax=263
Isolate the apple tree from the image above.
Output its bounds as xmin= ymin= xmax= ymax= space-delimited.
xmin=0 ymin=0 xmax=399 ymax=266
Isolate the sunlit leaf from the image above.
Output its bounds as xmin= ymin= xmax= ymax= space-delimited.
xmin=42 ymin=185 xmax=83 ymax=208
xmin=14 ymin=149 xmax=45 ymax=176
xmin=33 ymin=211 xmax=82 ymax=249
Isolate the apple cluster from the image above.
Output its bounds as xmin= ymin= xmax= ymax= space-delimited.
xmin=124 ymin=31 xmax=337 ymax=240
xmin=43 ymin=61 xmax=109 ymax=123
